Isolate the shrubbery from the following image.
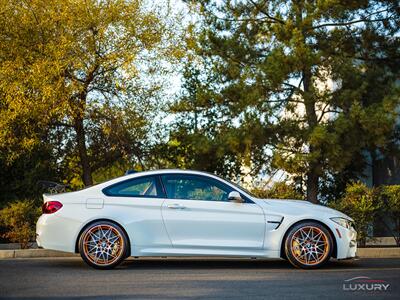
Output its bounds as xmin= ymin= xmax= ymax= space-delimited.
xmin=329 ymin=182 xmax=381 ymax=246
xmin=252 ymin=182 xmax=304 ymax=200
xmin=379 ymin=185 xmax=400 ymax=246
xmin=329 ymin=182 xmax=400 ymax=246
xmin=0 ymin=200 xmax=41 ymax=249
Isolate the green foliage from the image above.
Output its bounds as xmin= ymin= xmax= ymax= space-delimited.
xmin=91 ymin=161 xmax=132 ymax=185
xmin=0 ymin=0 xmax=184 ymax=187
xmin=380 ymin=185 xmax=400 ymax=214
xmin=177 ymin=0 xmax=400 ymax=203
xmin=0 ymin=144 xmax=60 ymax=205
xmin=252 ymin=182 xmax=304 ymax=200
xmin=379 ymin=185 xmax=400 ymax=246
xmin=0 ymin=200 xmax=41 ymax=249
xmin=329 ymin=182 xmax=381 ymax=245
xmin=157 ymin=60 xmax=272 ymax=179
xmin=330 ymin=183 xmax=400 ymax=246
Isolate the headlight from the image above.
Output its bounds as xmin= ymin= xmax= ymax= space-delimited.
xmin=330 ymin=217 xmax=354 ymax=230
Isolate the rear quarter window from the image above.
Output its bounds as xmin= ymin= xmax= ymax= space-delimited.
xmin=103 ymin=176 xmax=162 ymax=198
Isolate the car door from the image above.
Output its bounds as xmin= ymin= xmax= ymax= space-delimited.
xmin=102 ymin=175 xmax=171 ymax=249
xmin=160 ymin=173 xmax=265 ymax=250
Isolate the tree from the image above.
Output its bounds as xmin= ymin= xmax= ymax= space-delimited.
xmin=159 ymin=57 xmax=272 ymax=179
xmin=0 ymin=143 xmax=60 ymax=205
xmin=0 ymin=0 xmax=183 ymax=186
xmin=180 ymin=0 xmax=400 ymax=202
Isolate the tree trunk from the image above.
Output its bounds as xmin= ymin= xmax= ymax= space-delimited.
xmin=296 ymin=3 xmax=320 ymax=204
xmin=303 ymin=68 xmax=320 ymax=204
xmin=306 ymin=170 xmax=319 ymax=203
xmin=74 ymin=117 xmax=93 ymax=186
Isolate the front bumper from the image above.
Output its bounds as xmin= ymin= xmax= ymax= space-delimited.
xmin=333 ymin=224 xmax=357 ymax=259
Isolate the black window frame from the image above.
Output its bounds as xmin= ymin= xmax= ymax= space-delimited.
xmin=159 ymin=173 xmax=254 ymax=204
xmin=102 ymin=175 xmax=166 ymax=198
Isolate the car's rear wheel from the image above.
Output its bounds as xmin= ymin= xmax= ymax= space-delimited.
xmin=284 ymin=222 xmax=333 ymax=269
xmin=79 ymin=221 xmax=128 ymax=269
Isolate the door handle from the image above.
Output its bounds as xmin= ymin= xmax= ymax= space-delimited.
xmin=167 ymin=204 xmax=186 ymax=209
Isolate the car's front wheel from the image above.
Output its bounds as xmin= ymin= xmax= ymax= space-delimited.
xmin=284 ymin=222 xmax=333 ymax=269
xmin=79 ymin=221 xmax=128 ymax=269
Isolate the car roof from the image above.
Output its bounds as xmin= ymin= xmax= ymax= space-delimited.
xmin=92 ymin=169 xmax=220 ymax=188
xmin=123 ymin=169 xmax=223 ymax=180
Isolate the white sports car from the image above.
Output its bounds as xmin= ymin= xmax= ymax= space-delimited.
xmin=36 ymin=169 xmax=357 ymax=269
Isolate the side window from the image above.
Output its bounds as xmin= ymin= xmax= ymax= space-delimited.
xmin=161 ymin=174 xmax=232 ymax=201
xmin=103 ymin=176 xmax=161 ymax=198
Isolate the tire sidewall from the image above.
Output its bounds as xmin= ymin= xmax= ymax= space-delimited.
xmin=284 ymin=221 xmax=333 ymax=269
xmin=79 ymin=221 xmax=128 ymax=270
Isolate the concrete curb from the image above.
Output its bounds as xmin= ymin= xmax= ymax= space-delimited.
xmin=0 ymin=249 xmax=77 ymax=259
xmin=0 ymin=247 xmax=399 ymax=259
xmin=356 ymin=247 xmax=400 ymax=258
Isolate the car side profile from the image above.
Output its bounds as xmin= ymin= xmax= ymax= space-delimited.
xmin=36 ymin=169 xmax=357 ymax=269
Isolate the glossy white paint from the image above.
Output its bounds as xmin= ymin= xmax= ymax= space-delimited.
xmin=161 ymin=199 xmax=265 ymax=249
xmin=36 ymin=169 xmax=357 ymax=260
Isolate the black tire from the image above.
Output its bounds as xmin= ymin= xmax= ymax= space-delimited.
xmin=284 ymin=221 xmax=333 ymax=269
xmin=79 ymin=221 xmax=128 ymax=269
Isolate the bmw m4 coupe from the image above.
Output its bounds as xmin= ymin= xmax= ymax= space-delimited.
xmin=36 ymin=169 xmax=357 ymax=269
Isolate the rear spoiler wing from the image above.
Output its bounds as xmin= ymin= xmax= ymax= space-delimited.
xmin=43 ymin=194 xmax=55 ymax=204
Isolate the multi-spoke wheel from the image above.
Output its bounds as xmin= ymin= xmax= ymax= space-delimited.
xmin=284 ymin=222 xmax=333 ymax=269
xmin=79 ymin=221 xmax=128 ymax=269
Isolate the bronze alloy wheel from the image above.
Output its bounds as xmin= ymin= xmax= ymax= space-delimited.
xmin=79 ymin=221 xmax=128 ymax=269
xmin=285 ymin=222 xmax=333 ymax=269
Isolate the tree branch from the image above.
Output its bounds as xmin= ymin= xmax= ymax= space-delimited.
xmin=312 ymin=10 xmax=394 ymax=30
xmin=249 ymin=0 xmax=285 ymax=25
xmin=215 ymin=16 xmax=279 ymax=24
xmin=282 ymin=82 xmax=304 ymax=95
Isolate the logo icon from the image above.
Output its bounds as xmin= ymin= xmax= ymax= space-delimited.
xmin=343 ymin=276 xmax=390 ymax=291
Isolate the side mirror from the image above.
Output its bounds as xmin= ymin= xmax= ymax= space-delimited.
xmin=228 ymin=191 xmax=244 ymax=203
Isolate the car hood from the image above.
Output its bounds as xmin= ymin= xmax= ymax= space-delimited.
xmin=257 ymin=198 xmax=353 ymax=221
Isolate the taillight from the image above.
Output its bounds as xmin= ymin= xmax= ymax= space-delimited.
xmin=42 ymin=201 xmax=63 ymax=214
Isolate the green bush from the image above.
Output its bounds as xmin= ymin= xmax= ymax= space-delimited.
xmin=379 ymin=185 xmax=400 ymax=246
xmin=329 ymin=182 xmax=381 ymax=246
xmin=251 ymin=181 xmax=304 ymax=200
xmin=0 ymin=200 xmax=41 ymax=249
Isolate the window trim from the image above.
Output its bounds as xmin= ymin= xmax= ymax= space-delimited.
xmin=159 ymin=173 xmax=254 ymax=204
xmin=102 ymin=175 xmax=166 ymax=198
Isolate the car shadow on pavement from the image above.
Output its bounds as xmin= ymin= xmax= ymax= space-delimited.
xmin=118 ymin=257 xmax=359 ymax=271
xmin=40 ymin=257 xmax=360 ymax=271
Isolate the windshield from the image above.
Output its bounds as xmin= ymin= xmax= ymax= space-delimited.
xmin=228 ymin=180 xmax=257 ymax=198
xmin=211 ymin=173 xmax=257 ymax=198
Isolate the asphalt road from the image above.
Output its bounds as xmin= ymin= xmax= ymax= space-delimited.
xmin=0 ymin=257 xmax=399 ymax=299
